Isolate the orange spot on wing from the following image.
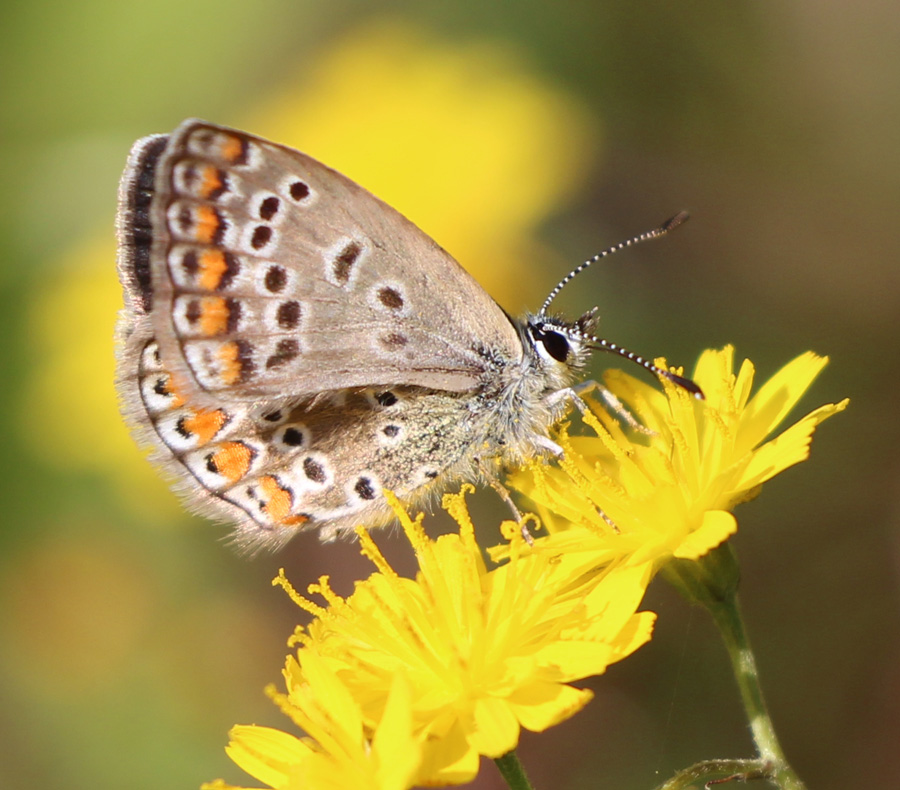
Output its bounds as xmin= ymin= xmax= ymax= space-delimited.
xmin=216 ymin=341 xmax=243 ymax=385
xmin=194 ymin=205 xmax=219 ymax=244
xmin=159 ymin=374 xmax=185 ymax=408
xmin=221 ymin=134 xmax=245 ymax=164
xmin=199 ymin=165 xmax=223 ymax=199
xmin=210 ymin=442 xmax=254 ymax=482
xmin=181 ymin=409 xmax=228 ymax=443
xmin=199 ymin=249 xmax=227 ymax=290
xmin=198 ymin=296 xmax=230 ymax=336
xmin=258 ymin=476 xmax=307 ymax=525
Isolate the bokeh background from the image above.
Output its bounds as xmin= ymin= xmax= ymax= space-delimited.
xmin=1 ymin=2 xmax=897 ymax=788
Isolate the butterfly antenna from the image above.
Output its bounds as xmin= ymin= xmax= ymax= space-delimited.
xmin=539 ymin=211 xmax=690 ymax=316
xmin=585 ymin=335 xmax=704 ymax=399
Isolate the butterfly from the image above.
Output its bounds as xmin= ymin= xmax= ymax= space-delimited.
xmin=115 ymin=119 xmax=700 ymax=551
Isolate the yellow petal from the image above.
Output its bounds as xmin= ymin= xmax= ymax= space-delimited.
xmin=508 ymin=681 xmax=595 ymax=731
xmin=608 ymin=611 xmax=658 ymax=662
xmin=371 ymin=675 xmax=420 ymax=790
xmin=738 ymin=352 xmax=829 ymax=450
xmin=225 ymin=725 xmax=310 ymax=789
xmin=673 ymin=511 xmax=738 ymax=559
xmin=470 ymin=697 xmax=520 ymax=757
xmin=734 ymin=399 xmax=849 ymax=496
xmin=416 ymin=721 xmax=480 ymax=786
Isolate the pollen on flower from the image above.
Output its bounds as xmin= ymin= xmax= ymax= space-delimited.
xmin=272 ymin=568 xmax=327 ymax=619
xmin=507 ymin=346 xmax=849 ymax=569
xmin=213 ymin=487 xmax=656 ymax=788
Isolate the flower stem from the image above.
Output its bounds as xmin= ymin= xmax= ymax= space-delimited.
xmin=663 ymin=545 xmax=807 ymax=789
xmin=705 ymin=586 xmax=806 ymax=789
xmin=494 ymin=751 xmax=534 ymax=790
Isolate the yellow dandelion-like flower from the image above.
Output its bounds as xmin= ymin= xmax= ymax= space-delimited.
xmin=507 ymin=346 xmax=849 ymax=569
xmin=203 ymin=655 xmax=420 ymax=790
xmin=241 ymin=488 xmax=654 ymax=787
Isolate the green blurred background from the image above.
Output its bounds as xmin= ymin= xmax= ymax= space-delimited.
xmin=1 ymin=2 xmax=897 ymax=788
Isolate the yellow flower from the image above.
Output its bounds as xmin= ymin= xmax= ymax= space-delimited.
xmin=224 ymin=489 xmax=654 ymax=788
xmin=203 ymin=656 xmax=420 ymax=790
xmin=508 ymin=346 xmax=849 ymax=568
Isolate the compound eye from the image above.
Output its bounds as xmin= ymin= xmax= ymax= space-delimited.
xmin=538 ymin=328 xmax=570 ymax=362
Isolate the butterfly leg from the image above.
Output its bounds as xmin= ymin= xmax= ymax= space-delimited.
xmin=477 ymin=459 xmax=536 ymax=546
xmin=542 ymin=384 xmax=625 ymax=532
xmin=534 ymin=434 xmax=564 ymax=457
xmin=567 ymin=380 xmax=654 ymax=434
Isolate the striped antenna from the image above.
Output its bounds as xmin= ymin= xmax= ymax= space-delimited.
xmin=539 ymin=211 xmax=690 ymax=316
xmin=584 ymin=335 xmax=704 ymax=399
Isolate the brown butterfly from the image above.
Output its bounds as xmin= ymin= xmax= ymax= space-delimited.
xmin=115 ymin=120 xmax=699 ymax=551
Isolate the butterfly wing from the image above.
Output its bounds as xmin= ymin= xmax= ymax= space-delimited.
xmin=117 ymin=120 xmax=523 ymax=407
xmin=120 ymin=336 xmax=482 ymax=551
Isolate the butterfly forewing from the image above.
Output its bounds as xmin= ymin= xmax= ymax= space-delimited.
xmin=137 ymin=120 xmax=522 ymax=405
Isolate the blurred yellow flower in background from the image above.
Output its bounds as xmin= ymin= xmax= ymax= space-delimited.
xmin=252 ymin=21 xmax=595 ymax=300
xmin=22 ymin=238 xmax=183 ymax=514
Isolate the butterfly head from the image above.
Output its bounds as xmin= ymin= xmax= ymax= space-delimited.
xmin=527 ymin=213 xmax=704 ymax=400
xmin=525 ymin=308 xmax=598 ymax=373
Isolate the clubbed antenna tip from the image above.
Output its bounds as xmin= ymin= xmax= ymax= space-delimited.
xmin=661 ymin=210 xmax=690 ymax=233
xmin=586 ymin=337 xmax=705 ymax=400
xmin=662 ymin=370 xmax=705 ymax=400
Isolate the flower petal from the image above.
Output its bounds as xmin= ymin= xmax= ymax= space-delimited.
xmin=734 ymin=400 xmax=849 ymax=496
xmin=416 ymin=720 xmax=480 ymax=786
xmin=737 ymin=352 xmax=829 ymax=452
xmin=225 ymin=725 xmax=311 ymax=789
xmin=371 ymin=675 xmax=420 ymax=790
xmin=470 ymin=696 xmax=521 ymax=757
xmin=508 ymin=681 xmax=595 ymax=731
xmin=673 ymin=511 xmax=738 ymax=559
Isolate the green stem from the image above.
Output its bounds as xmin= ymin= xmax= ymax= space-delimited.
xmin=663 ymin=545 xmax=807 ymax=790
xmin=705 ymin=590 xmax=806 ymax=790
xmin=494 ymin=750 xmax=534 ymax=790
